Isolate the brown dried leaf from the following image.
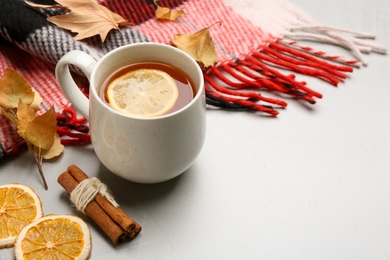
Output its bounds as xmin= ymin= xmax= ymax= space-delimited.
xmin=25 ymin=0 xmax=130 ymax=42
xmin=0 ymin=67 xmax=62 ymax=189
xmin=31 ymin=89 xmax=43 ymax=110
xmin=170 ymin=23 xmax=219 ymax=67
xmin=0 ymin=68 xmax=35 ymax=109
xmin=42 ymin=133 xmax=64 ymax=159
xmin=0 ymin=108 xmax=17 ymax=125
xmin=16 ymin=101 xmax=37 ymax=138
xmin=25 ymin=107 xmax=57 ymax=150
xmin=154 ymin=0 xmax=185 ymax=21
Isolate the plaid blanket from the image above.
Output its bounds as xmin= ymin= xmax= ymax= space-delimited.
xmin=0 ymin=0 xmax=386 ymax=161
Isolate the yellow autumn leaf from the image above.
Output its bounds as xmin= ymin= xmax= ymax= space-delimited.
xmin=154 ymin=0 xmax=185 ymax=21
xmin=170 ymin=23 xmax=219 ymax=67
xmin=16 ymin=101 xmax=37 ymax=139
xmin=0 ymin=68 xmax=35 ymax=109
xmin=25 ymin=0 xmax=130 ymax=42
xmin=25 ymin=107 xmax=57 ymax=150
xmin=41 ymin=133 xmax=64 ymax=159
xmin=0 ymin=108 xmax=17 ymax=125
xmin=31 ymin=89 xmax=43 ymax=110
xmin=0 ymin=67 xmax=63 ymax=189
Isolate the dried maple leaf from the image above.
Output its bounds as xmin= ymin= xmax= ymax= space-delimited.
xmin=0 ymin=68 xmax=34 ymax=109
xmin=170 ymin=23 xmax=220 ymax=68
xmin=25 ymin=0 xmax=130 ymax=42
xmin=154 ymin=0 xmax=185 ymax=21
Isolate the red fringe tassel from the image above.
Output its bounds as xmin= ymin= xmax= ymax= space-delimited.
xmin=205 ymin=39 xmax=355 ymax=116
xmin=56 ymin=106 xmax=90 ymax=145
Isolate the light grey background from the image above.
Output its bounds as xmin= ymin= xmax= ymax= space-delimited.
xmin=1 ymin=0 xmax=389 ymax=259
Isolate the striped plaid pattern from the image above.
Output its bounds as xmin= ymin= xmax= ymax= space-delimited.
xmin=0 ymin=0 xmax=384 ymax=161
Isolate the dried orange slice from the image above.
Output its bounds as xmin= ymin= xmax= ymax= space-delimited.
xmin=14 ymin=214 xmax=91 ymax=260
xmin=106 ymin=69 xmax=178 ymax=117
xmin=0 ymin=184 xmax=43 ymax=249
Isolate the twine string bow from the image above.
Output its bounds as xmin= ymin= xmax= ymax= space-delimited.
xmin=70 ymin=177 xmax=119 ymax=213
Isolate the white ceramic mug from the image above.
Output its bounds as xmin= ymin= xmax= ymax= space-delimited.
xmin=55 ymin=43 xmax=206 ymax=183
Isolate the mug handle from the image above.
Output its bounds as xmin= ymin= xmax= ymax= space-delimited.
xmin=55 ymin=50 xmax=97 ymax=119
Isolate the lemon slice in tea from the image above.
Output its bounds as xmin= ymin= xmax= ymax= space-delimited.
xmin=0 ymin=184 xmax=43 ymax=249
xmin=106 ymin=69 xmax=179 ymax=117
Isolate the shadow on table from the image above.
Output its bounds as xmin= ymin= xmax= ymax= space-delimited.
xmin=94 ymin=163 xmax=194 ymax=207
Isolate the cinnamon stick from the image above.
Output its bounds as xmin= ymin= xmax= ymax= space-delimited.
xmin=67 ymin=164 xmax=142 ymax=238
xmin=57 ymin=165 xmax=141 ymax=245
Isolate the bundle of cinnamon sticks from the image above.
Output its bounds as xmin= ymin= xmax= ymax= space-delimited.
xmin=58 ymin=164 xmax=142 ymax=245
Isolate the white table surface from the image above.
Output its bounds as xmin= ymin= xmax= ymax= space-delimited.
xmin=1 ymin=0 xmax=389 ymax=259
